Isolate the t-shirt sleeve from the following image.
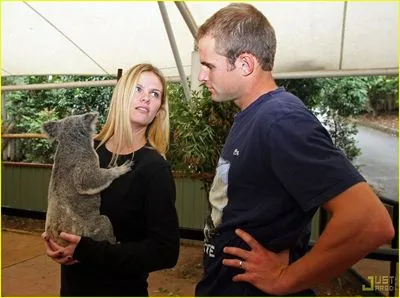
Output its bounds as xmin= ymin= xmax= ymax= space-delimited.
xmin=73 ymin=163 xmax=180 ymax=274
xmin=268 ymin=111 xmax=365 ymax=212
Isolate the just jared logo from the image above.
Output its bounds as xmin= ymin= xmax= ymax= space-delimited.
xmin=362 ymin=275 xmax=397 ymax=292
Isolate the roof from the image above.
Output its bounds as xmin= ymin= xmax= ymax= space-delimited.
xmin=2 ymin=1 xmax=398 ymax=79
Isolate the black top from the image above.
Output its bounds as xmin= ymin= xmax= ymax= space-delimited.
xmin=61 ymin=143 xmax=180 ymax=297
xmin=195 ymin=88 xmax=365 ymax=296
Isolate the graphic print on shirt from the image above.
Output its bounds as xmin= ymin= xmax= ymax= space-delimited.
xmin=204 ymin=157 xmax=230 ymax=242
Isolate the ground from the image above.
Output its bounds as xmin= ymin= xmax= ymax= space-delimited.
xmin=353 ymin=113 xmax=398 ymax=134
xmin=0 ymin=215 xmax=386 ymax=297
xmin=1 ymin=113 xmax=398 ymax=297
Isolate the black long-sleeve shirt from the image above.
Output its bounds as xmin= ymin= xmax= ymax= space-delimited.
xmin=61 ymin=143 xmax=180 ymax=296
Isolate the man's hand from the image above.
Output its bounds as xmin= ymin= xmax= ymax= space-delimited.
xmin=41 ymin=231 xmax=81 ymax=265
xmin=222 ymin=229 xmax=290 ymax=295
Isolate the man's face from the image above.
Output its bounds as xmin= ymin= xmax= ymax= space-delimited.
xmin=198 ymin=35 xmax=242 ymax=102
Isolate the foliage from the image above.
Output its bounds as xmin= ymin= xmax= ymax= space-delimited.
xmin=3 ymin=75 xmax=114 ymax=162
xmin=313 ymin=77 xmax=370 ymax=161
xmin=365 ymin=76 xmax=398 ymax=116
xmin=319 ymin=77 xmax=369 ymax=117
xmin=3 ymin=75 xmax=114 ymax=128
xmin=3 ymin=74 xmax=397 ymax=168
xmin=319 ymin=110 xmax=361 ymax=162
xmin=167 ymin=84 xmax=238 ymax=190
xmin=15 ymin=109 xmax=59 ymax=163
xmin=276 ymin=78 xmax=324 ymax=108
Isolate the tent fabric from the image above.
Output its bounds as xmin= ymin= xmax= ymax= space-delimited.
xmin=2 ymin=1 xmax=398 ymax=79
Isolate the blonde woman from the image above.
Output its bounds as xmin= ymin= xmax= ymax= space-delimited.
xmin=43 ymin=64 xmax=180 ymax=296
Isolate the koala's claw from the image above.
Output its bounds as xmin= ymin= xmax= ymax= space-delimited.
xmin=122 ymin=160 xmax=134 ymax=168
xmin=117 ymin=160 xmax=133 ymax=174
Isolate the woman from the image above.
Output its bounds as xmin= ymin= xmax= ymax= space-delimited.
xmin=42 ymin=64 xmax=180 ymax=296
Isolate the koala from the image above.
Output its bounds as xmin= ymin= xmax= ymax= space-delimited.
xmin=42 ymin=112 xmax=132 ymax=246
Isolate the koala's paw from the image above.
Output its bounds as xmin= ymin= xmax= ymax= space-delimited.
xmin=118 ymin=160 xmax=133 ymax=174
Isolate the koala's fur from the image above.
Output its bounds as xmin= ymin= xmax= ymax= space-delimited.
xmin=42 ymin=112 xmax=132 ymax=246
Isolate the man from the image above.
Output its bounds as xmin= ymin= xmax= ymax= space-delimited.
xmin=195 ymin=3 xmax=394 ymax=296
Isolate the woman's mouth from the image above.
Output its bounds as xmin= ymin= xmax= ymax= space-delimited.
xmin=135 ymin=106 xmax=149 ymax=113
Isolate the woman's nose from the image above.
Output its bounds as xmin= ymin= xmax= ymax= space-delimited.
xmin=140 ymin=93 xmax=150 ymax=103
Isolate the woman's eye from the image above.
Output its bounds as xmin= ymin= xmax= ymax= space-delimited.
xmin=151 ymin=91 xmax=161 ymax=98
xmin=135 ymin=86 xmax=142 ymax=92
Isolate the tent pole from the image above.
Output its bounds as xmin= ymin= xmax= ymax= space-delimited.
xmin=174 ymin=2 xmax=198 ymax=39
xmin=117 ymin=68 xmax=123 ymax=81
xmin=174 ymin=2 xmax=201 ymax=92
xmin=158 ymin=2 xmax=191 ymax=101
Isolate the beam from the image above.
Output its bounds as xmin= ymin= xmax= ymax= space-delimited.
xmin=2 ymin=68 xmax=397 ymax=92
xmin=158 ymin=2 xmax=191 ymax=100
xmin=273 ymin=68 xmax=398 ymax=79
xmin=1 ymin=76 xmax=181 ymax=92
xmin=174 ymin=2 xmax=198 ymax=39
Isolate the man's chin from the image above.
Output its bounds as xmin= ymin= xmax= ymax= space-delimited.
xmin=212 ymin=95 xmax=232 ymax=103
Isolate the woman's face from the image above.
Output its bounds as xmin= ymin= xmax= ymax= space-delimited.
xmin=130 ymin=71 xmax=163 ymax=130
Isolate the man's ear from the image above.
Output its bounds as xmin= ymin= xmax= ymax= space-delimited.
xmin=237 ymin=53 xmax=255 ymax=76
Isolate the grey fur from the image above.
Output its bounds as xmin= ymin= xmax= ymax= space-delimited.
xmin=42 ymin=112 xmax=132 ymax=246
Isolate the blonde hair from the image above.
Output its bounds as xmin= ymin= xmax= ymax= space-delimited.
xmin=197 ymin=3 xmax=276 ymax=71
xmin=96 ymin=63 xmax=169 ymax=165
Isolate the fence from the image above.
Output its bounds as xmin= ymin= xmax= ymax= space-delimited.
xmin=2 ymin=155 xmax=398 ymax=296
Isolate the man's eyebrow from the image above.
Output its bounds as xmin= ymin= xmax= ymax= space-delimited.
xmin=201 ymin=61 xmax=215 ymax=69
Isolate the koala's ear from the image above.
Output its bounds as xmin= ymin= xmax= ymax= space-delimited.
xmin=42 ymin=120 xmax=59 ymax=139
xmin=83 ymin=112 xmax=98 ymax=127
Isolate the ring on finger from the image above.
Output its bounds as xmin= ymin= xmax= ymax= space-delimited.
xmin=239 ymin=260 xmax=243 ymax=269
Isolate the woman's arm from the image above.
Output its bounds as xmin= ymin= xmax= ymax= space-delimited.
xmin=45 ymin=164 xmax=180 ymax=274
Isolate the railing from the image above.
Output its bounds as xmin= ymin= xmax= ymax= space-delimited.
xmin=318 ymin=196 xmax=398 ymax=297
xmin=2 ymin=135 xmax=398 ymax=296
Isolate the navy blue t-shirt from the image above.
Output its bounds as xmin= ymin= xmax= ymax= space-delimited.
xmin=195 ymin=88 xmax=365 ymax=296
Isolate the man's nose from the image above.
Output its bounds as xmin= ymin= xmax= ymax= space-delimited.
xmin=198 ymin=69 xmax=208 ymax=82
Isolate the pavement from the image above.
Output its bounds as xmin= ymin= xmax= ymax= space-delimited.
xmin=2 ymin=228 xmax=398 ymax=297
xmin=1 ymin=230 xmax=60 ymax=296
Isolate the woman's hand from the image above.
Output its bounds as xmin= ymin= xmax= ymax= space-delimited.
xmin=222 ymin=229 xmax=290 ymax=295
xmin=41 ymin=232 xmax=81 ymax=265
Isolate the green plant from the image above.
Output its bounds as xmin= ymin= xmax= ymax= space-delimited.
xmin=3 ymin=75 xmax=114 ymax=162
xmin=15 ymin=109 xmax=59 ymax=163
xmin=315 ymin=77 xmax=369 ymax=161
xmin=366 ymin=76 xmax=398 ymax=116
xmin=277 ymin=78 xmax=324 ymax=109
xmin=167 ymin=84 xmax=238 ymax=192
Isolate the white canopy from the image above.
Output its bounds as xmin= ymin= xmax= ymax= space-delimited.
xmin=2 ymin=1 xmax=398 ymax=80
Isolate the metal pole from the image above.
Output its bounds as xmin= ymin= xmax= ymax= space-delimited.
xmin=1 ymin=76 xmax=181 ymax=92
xmin=117 ymin=69 xmax=123 ymax=81
xmin=2 ymin=68 xmax=398 ymax=92
xmin=1 ymin=80 xmax=117 ymax=92
xmin=158 ymin=2 xmax=191 ymax=101
xmin=174 ymin=1 xmax=198 ymax=39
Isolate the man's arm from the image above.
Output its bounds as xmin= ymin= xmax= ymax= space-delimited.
xmin=281 ymin=181 xmax=394 ymax=293
xmin=222 ymin=182 xmax=394 ymax=295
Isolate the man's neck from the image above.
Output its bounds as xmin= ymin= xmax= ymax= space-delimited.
xmin=236 ymin=71 xmax=277 ymax=111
